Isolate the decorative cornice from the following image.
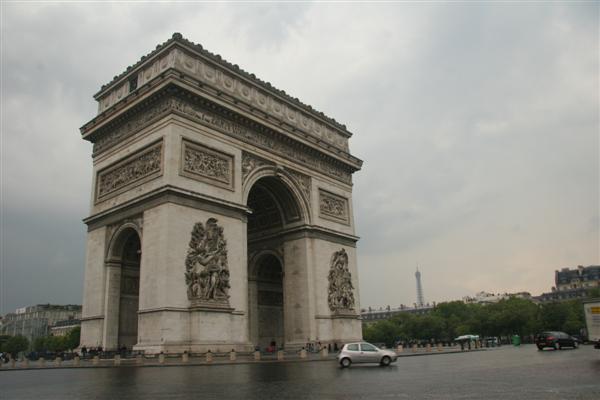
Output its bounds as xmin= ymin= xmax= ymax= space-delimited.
xmin=84 ymin=185 xmax=250 ymax=231
xmin=94 ymin=33 xmax=351 ymax=136
xmin=85 ymin=85 xmax=358 ymax=184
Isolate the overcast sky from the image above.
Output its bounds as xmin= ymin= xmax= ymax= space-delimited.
xmin=1 ymin=2 xmax=598 ymax=314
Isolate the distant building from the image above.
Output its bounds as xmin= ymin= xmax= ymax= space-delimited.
xmin=463 ymin=291 xmax=532 ymax=304
xmin=1 ymin=304 xmax=82 ymax=343
xmin=50 ymin=318 xmax=81 ymax=337
xmin=534 ymin=265 xmax=600 ymax=303
xmin=361 ymin=303 xmax=434 ymax=323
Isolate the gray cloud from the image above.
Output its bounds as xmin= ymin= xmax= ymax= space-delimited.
xmin=1 ymin=3 xmax=598 ymax=313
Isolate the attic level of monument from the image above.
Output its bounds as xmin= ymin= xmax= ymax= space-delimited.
xmin=80 ymin=33 xmax=361 ymax=170
xmin=81 ymin=83 xmax=359 ymax=185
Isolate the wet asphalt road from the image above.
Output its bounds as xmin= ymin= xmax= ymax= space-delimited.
xmin=1 ymin=344 xmax=599 ymax=399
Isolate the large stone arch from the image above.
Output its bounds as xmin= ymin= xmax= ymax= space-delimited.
xmin=242 ymin=164 xmax=312 ymax=226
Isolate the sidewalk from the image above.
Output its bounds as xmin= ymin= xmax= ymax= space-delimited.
xmin=0 ymin=346 xmax=490 ymax=371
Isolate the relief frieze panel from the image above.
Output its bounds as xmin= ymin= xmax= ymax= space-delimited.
xmin=180 ymin=139 xmax=234 ymax=190
xmin=92 ymin=94 xmax=352 ymax=184
xmin=319 ymin=189 xmax=349 ymax=224
xmin=95 ymin=141 xmax=163 ymax=203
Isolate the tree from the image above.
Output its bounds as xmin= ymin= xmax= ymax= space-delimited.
xmin=0 ymin=335 xmax=11 ymax=352
xmin=65 ymin=327 xmax=81 ymax=350
xmin=3 ymin=335 xmax=29 ymax=357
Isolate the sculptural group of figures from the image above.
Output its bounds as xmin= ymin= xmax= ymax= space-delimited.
xmin=185 ymin=218 xmax=230 ymax=303
xmin=328 ymin=249 xmax=355 ymax=311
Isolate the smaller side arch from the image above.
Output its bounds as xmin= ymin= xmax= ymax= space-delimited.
xmin=106 ymin=221 xmax=142 ymax=263
xmin=248 ymin=249 xmax=284 ymax=281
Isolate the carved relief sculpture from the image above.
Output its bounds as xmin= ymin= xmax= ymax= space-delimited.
xmin=181 ymin=139 xmax=233 ymax=190
xmin=327 ymin=249 xmax=355 ymax=313
xmin=319 ymin=189 xmax=349 ymax=224
xmin=241 ymin=152 xmax=271 ymax=182
xmin=96 ymin=141 xmax=162 ymax=202
xmin=184 ymin=218 xmax=231 ymax=309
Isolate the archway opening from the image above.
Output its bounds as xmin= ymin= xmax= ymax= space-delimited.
xmin=246 ymin=176 xmax=304 ymax=350
xmin=117 ymin=230 xmax=141 ymax=350
xmin=255 ymin=254 xmax=283 ymax=350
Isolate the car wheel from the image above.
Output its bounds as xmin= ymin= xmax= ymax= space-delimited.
xmin=554 ymin=342 xmax=560 ymax=350
xmin=380 ymin=356 xmax=391 ymax=367
xmin=573 ymin=342 xmax=579 ymax=349
xmin=340 ymin=358 xmax=351 ymax=368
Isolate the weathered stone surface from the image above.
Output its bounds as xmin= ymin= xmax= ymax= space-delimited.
xmin=80 ymin=36 xmax=363 ymax=355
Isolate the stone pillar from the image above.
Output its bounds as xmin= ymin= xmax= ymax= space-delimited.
xmin=182 ymin=352 xmax=189 ymax=363
xmin=277 ymin=350 xmax=284 ymax=360
xmin=437 ymin=343 xmax=443 ymax=352
xmin=426 ymin=343 xmax=431 ymax=352
xmin=229 ymin=350 xmax=236 ymax=361
xmin=92 ymin=355 xmax=99 ymax=365
xmin=253 ymin=351 xmax=260 ymax=361
xmin=114 ymin=355 xmax=121 ymax=366
xmin=412 ymin=344 xmax=417 ymax=353
xmin=158 ymin=353 xmax=165 ymax=364
xmin=300 ymin=349 xmax=307 ymax=359
xmin=206 ymin=351 xmax=213 ymax=363
xmin=56 ymin=357 xmax=62 ymax=366
xmin=23 ymin=359 xmax=29 ymax=368
xmin=396 ymin=345 xmax=403 ymax=353
xmin=40 ymin=357 xmax=46 ymax=367
xmin=102 ymin=262 xmax=121 ymax=351
xmin=136 ymin=354 xmax=144 ymax=365
xmin=74 ymin=355 xmax=80 ymax=366
xmin=320 ymin=347 xmax=328 ymax=358
xmin=10 ymin=358 xmax=16 ymax=368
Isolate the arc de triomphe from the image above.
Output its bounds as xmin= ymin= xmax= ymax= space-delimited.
xmin=79 ymin=34 xmax=363 ymax=354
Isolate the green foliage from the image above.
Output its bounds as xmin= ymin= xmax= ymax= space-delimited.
xmin=65 ymin=327 xmax=81 ymax=350
xmin=3 ymin=335 xmax=29 ymax=356
xmin=588 ymin=287 xmax=600 ymax=298
xmin=31 ymin=327 xmax=81 ymax=353
xmin=363 ymin=297 xmax=589 ymax=344
xmin=0 ymin=335 xmax=11 ymax=352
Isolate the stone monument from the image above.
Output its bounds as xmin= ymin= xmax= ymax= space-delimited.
xmin=79 ymin=33 xmax=363 ymax=353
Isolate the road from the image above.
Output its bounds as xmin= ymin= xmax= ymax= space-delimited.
xmin=1 ymin=345 xmax=599 ymax=399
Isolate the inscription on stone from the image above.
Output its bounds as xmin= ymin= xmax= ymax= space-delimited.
xmin=180 ymin=139 xmax=234 ymax=190
xmin=319 ymin=189 xmax=349 ymax=224
xmin=96 ymin=141 xmax=162 ymax=202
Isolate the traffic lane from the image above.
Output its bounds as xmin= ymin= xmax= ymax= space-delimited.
xmin=0 ymin=345 xmax=599 ymax=400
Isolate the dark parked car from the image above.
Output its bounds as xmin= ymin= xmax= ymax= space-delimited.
xmin=535 ymin=331 xmax=578 ymax=350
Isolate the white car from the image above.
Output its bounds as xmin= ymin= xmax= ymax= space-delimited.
xmin=336 ymin=342 xmax=398 ymax=368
